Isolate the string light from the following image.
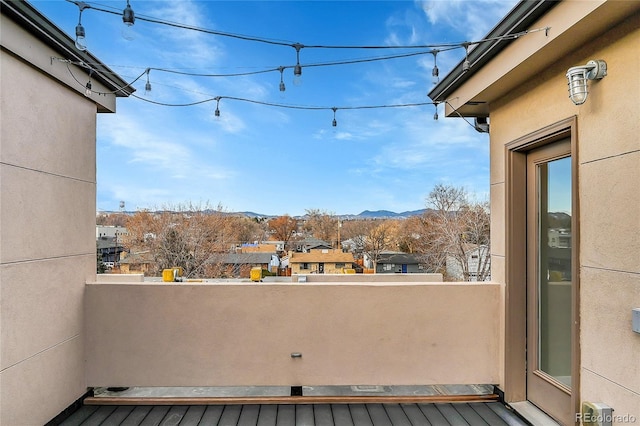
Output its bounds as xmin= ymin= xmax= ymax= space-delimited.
xmin=74 ymin=2 xmax=89 ymax=51
xmin=431 ymin=50 xmax=439 ymax=84
xmin=278 ymin=66 xmax=286 ymax=95
xmin=214 ymin=96 xmax=221 ymax=118
xmin=462 ymin=43 xmax=471 ymax=72
xmin=332 ymin=107 xmax=338 ymax=127
xmin=433 ymin=103 xmax=438 ymax=121
xmin=292 ymin=43 xmax=304 ymax=86
xmin=144 ymin=68 xmax=151 ymax=94
xmin=122 ymin=0 xmax=135 ymax=41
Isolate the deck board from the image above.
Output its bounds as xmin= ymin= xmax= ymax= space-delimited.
xmin=59 ymin=401 xmax=528 ymax=425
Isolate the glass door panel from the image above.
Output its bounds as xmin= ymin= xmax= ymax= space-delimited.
xmin=537 ymin=156 xmax=572 ymax=388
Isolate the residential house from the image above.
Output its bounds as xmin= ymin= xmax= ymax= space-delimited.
xmin=207 ymin=252 xmax=280 ymax=278
xmin=365 ymin=251 xmax=426 ymax=274
xmin=429 ymin=1 xmax=639 ymax=424
xmin=294 ymin=236 xmax=333 ymax=252
xmin=446 ymin=244 xmax=491 ymax=282
xmin=0 ymin=1 xmax=133 ymax=424
xmin=118 ymin=251 xmax=155 ymax=276
xmin=96 ymin=236 xmax=126 ymax=266
xmin=289 ymin=249 xmax=355 ymax=274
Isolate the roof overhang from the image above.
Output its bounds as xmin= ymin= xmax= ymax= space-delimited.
xmin=428 ymin=0 xmax=640 ymax=118
xmin=1 ymin=0 xmax=134 ymax=101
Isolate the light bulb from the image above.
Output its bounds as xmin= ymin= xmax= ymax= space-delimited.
xmin=122 ymin=1 xmax=135 ymax=40
xmin=145 ymin=81 xmax=152 ymax=95
xmin=432 ymin=64 xmax=439 ymax=84
xmin=85 ymin=81 xmax=92 ymax=97
xmin=75 ymin=24 xmax=87 ymax=51
xmin=293 ymin=64 xmax=303 ymax=86
xmin=278 ymin=66 xmax=286 ymax=98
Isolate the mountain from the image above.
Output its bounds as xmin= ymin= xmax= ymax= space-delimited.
xmin=356 ymin=209 xmax=429 ymax=219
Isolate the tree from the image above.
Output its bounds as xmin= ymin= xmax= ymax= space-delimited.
xmin=304 ymin=209 xmax=339 ymax=245
xmin=362 ymin=221 xmax=393 ymax=272
xmin=122 ymin=203 xmax=230 ymax=278
xmin=419 ymin=184 xmax=491 ymax=281
xmin=268 ymin=215 xmax=299 ymax=250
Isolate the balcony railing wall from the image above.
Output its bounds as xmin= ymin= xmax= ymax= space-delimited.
xmin=85 ymin=280 xmax=503 ymax=388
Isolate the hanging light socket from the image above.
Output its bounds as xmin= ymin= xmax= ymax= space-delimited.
xmin=74 ymin=2 xmax=90 ymax=51
xmin=122 ymin=0 xmax=135 ymax=41
xmin=292 ymin=43 xmax=304 ymax=86
xmin=566 ymin=60 xmax=607 ymax=105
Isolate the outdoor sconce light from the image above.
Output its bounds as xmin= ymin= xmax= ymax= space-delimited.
xmin=566 ymin=60 xmax=607 ymax=105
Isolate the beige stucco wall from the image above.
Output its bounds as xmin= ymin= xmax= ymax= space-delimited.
xmin=0 ymin=26 xmax=100 ymax=426
xmin=489 ymin=11 xmax=639 ymax=422
xmin=85 ymin=281 xmax=502 ymax=388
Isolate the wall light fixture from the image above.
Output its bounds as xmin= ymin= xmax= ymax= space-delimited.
xmin=566 ymin=60 xmax=607 ymax=105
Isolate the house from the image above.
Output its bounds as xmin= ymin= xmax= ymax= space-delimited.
xmin=206 ymin=252 xmax=280 ymax=278
xmin=365 ymin=251 xmax=426 ymax=274
xmin=289 ymin=249 xmax=355 ymax=274
xmin=118 ymin=251 xmax=155 ymax=276
xmin=0 ymin=1 xmax=133 ymax=424
xmin=294 ymin=236 xmax=333 ymax=252
xmin=446 ymin=244 xmax=491 ymax=282
xmin=429 ymin=1 xmax=639 ymax=424
xmin=96 ymin=236 xmax=126 ymax=265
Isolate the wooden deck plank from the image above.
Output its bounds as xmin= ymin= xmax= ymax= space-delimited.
xmin=158 ymin=405 xmax=188 ymax=426
xmin=257 ymin=404 xmax=278 ymax=426
xmin=79 ymin=406 xmax=118 ymax=426
xmin=100 ymin=406 xmax=136 ymax=426
xmin=199 ymin=405 xmax=225 ymax=425
xmin=365 ymin=404 xmax=392 ymax=426
xmin=179 ymin=406 xmax=207 ymax=425
xmin=314 ymin=404 xmax=335 ymax=426
xmin=486 ymin=403 xmax=529 ymax=426
xmin=120 ymin=406 xmax=154 ymax=426
xmin=276 ymin=404 xmax=296 ymax=426
xmin=381 ymin=405 xmax=412 ymax=426
xmin=432 ymin=404 xmax=470 ymax=426
xmin=238 ymin=404 xmax=261 ymax=426
xmin=219 ymin=404 xmax=243 ymax=425
xmin=469 ymin=403 xmax=512 ymax=426
xmin=60 ymin=400 xmax=529 ymax=426
xmin=331 ymin=404 xmax=354 ymax=426
xmin=417 ymin=403 xmax=450 ymax=424
xmin=452 ymin=404 xmax=487 ymax=426
xmin=349 ymin=404 xmax=373 ymax=426
xmin=59 ymin=405 xmax=100 ymax=426
xmin=139 ymin=406 xmax=171 ymax=426
xmin=295 ymin=404 xmax=315 ymax=426
xmin=401 ymin=404 xmax=432 ymax=425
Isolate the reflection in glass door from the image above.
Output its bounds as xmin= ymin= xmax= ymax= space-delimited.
xmin=526 ymin=139 xmax=574 ymax=424
xmin=538 ymin=156 xmax=572 ymax=388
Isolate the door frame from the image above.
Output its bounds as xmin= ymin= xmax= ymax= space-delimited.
xmin=503 ymin=116 xmax=580 ymax=423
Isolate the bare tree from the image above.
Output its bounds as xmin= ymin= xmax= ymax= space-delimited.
xmin=304 ymin=209 xmax=339 ymax=245
xmin=268 ymin=215 xmax=299 ymax=250
xmin=419 ymin=184 xmax=491 ymax=281
xmin=362 ymin=221 xmax=393 ymax=273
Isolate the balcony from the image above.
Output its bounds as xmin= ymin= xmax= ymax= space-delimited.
xmin=59 ymin=274 xmax=524 ymax=424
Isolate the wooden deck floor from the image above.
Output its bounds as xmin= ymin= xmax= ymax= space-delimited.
xmin=60 ymin=402 xmax=529 ymax=425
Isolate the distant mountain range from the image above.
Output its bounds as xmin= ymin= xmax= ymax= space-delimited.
xmin=100 ymin=209 xmax=430 ymax=219
xmin=239 ymin=209 xmax=430 ymax=219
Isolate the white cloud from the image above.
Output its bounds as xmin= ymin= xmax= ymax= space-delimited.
xmin=418 ymin=0 xmax=518 ymax=41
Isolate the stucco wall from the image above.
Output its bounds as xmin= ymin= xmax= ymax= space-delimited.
xmin=85 ymin=282 xmax=501 ymax=388
xmin=0 ymin=38 xmax=97 ymax=426
xmin=489 ymin=12 xmax=639 ymax=422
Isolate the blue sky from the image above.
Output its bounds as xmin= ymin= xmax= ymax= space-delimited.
xmin=32 ymin=0 xmax=518 ymax=216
